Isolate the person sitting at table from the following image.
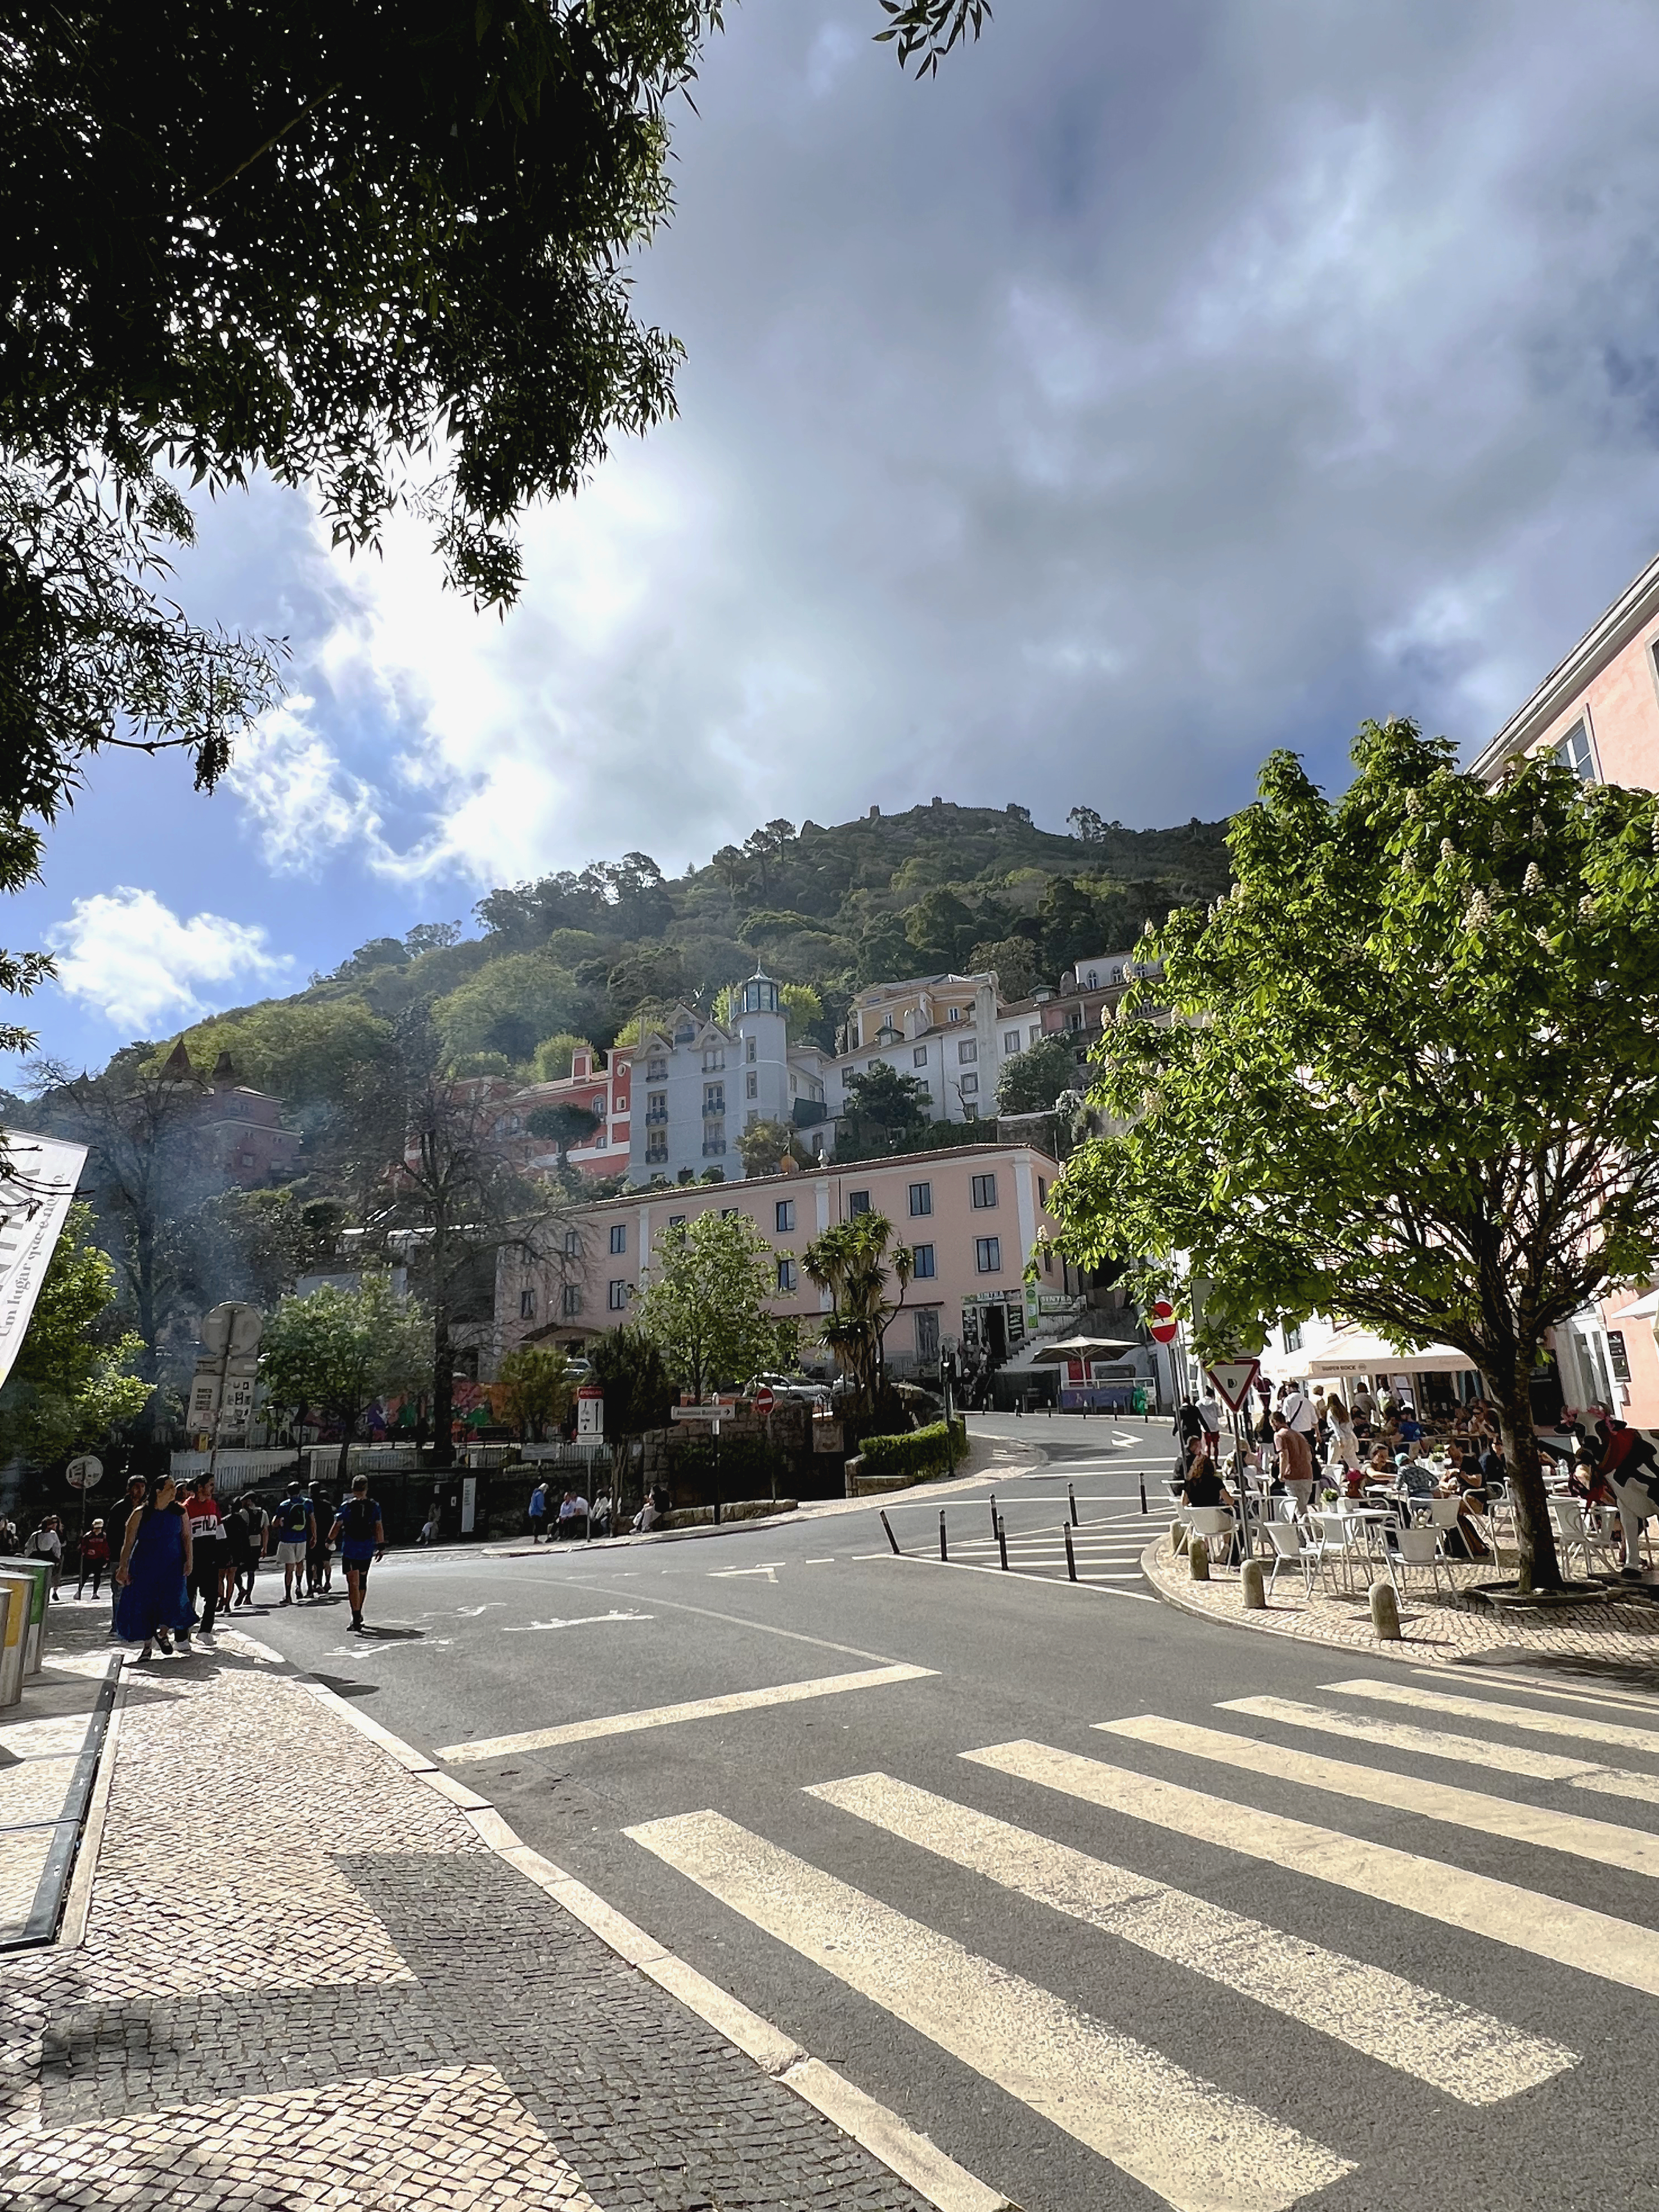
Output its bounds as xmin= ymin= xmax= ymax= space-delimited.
xmin=1437 ymin=1447 xmax=1491 ymax=1561
xmin=1177 ymin=1445 xmax=1233 ymax=1514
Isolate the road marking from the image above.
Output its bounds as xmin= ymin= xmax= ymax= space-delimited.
xmin=919 ymin=1558 xmax=1159 ymax=1600
xmin=709 ymin=1564 xmax=783 ymax=1582
xmin=804 ymin=1557 xmax=837 ymax=1564
xmin=968 ymin=1740 xmax=1659 ymax=1997
xmin=1098 ymin=1714 xmax=1659 ymax=1881
xmin=435 ymin=1662 xmax=938 ymax=1763
xmin=1222 ymin=1696 xmax=1659 ymax=1808
xmin=808 ymin=1771 xmax=1572 ymax=2104
xmin=501 ymin=1611 xmax=654 ymax=1633
xmin=1324 ymin=1676 xmax=1659 ymax=1756
xmin=627 ymin=1808 xmax=1353 ymax=2212
xmin=1408 ymin=1667 xmax=1659 ymax=1719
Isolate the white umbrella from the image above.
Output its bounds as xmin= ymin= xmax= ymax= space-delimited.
xmin=1031 ymin=1334 xmax=1141 ymax=1364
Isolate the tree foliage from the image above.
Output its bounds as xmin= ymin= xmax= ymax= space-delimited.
xmin=0 ymin=1202 xmax=151 ymax=1463
xmin=632 ymin=1209 xmax=779 ymax=1400
xmin=495 ymin=1342 xmax=573 ymax=1441
xmin=735 ymin=1118 xmax=808 ymax=1177
xmin=802 ymin=1212 xmax=913 ymax=1412
xmin=995 ymin=1032 xmax=1079 ymax=1117
xmin=585 ymin=1323 xmax=676 ymax=1442
xmin=840 ymin=1062 xmax=932 ymax=1152
xmin=260 ymin=1275 xmax=430 ymax=1447
xmin=431 ymin=954 xmax=583 ymax=1069
xmin=1051 ymin=718 xmax=1659 ymax=1593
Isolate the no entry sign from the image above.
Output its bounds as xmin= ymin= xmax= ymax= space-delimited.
xmin=753 ymin=1386 xmax=776 ymax=1417
xmin=1148 ymin=1300 xmax=1179 ymax=1346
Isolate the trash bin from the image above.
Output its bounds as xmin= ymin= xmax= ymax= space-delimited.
xmin=6 ymin=1561 xmax=52 ymax=1676
xmin=1132 ymin=1386 xmax=1148 ymax=1416
xmin=0 ymin=1579 xmax=24 ymax=1708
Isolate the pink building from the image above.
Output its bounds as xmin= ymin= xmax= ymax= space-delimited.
xmin=495 ymin=1045 xmax=633 ymax=1181
xmin=1474 ymin=548 xmax=1659 ymax=1428
xmin=496 ymin=1139 xmax=1062 ymax=1378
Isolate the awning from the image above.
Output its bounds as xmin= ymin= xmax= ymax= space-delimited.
xmin=1303 ymin=1328 xmax=1478 ymax=1378
xmin=1606 ymin=1290 xmax=1659 ymax=1323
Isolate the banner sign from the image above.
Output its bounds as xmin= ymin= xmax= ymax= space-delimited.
xmin=0 ymin=1132 xmax=87 ymax=1392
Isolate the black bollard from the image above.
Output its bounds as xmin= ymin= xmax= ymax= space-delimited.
xmin=1068 ymin=1482 xmax=1079 ymax=1527
xmin=1064 ymin=1524 xmax=1078 ymax=1582
xmin=988 ymin=1491 xmax=998 ymax=1538
xmin=996 ymin=1514 xmax=1009 ymax=1571
xmin=880 ymin=1510 xmax=900 ymax=1555
xmin=939 ymin=1510 xmax=948 ymax=1561
xmin=1139 ymin=1472 xmax=1148 ymax=1515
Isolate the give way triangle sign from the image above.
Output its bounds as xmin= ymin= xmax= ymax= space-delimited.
xmin=1207 ymin=1358 xmax=1261 ymax=1412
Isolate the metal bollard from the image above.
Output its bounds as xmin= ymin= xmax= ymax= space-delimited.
xmin=1370 ymin=1577 xmax=1402 ymax=1640
xmin=1068 ymin=1482 xmax=1079 ymax=1527
xmin=988 ymin=1492 xmax=998 ymax=1539
xmin=1063 ymin=1525 xmax=1078 ymax=1582
xmin=1240 ymin=1558 xmax=1266 ymax=1609
xmin=1188 ymin=1535 xmax=1210 ymax=1581
xmin=880 ymin=1510 xmax=900 ymax=1555
xmin=938 ymin=1510 xmax=948 ymax=1561
xmin=1139 ymin=1472 xmax=1148 ymax=1515
xmin=997 ymin=1515 xmax=1009 ymax=1571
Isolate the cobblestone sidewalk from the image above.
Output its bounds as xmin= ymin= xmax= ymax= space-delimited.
xmin=0 ymin=1634 xmax=945 ymax=2212
xmin=1144 ymin=1526 xmax=1659 ymax=1682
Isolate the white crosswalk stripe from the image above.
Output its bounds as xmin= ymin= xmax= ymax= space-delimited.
xmin=806 ymin=1769 xmax=1575 ymax=2102
xmin=626 ymin=1806 xmax=1356 ymax=2212
xmin=1321 ymin=1675 xmax=1659 ymax=1755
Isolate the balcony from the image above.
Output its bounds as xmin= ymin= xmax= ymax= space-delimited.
xmin=702 ymin=1139 xmax=727 ymax=1157
xmin=645 ymin=1110 xmax=669 ymax=1126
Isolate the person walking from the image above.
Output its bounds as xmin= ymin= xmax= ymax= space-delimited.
xmin=75 ymin=1518 xmax=111 ymax=1599
xmin=329 ymin=1474 xmax=384 ymax=1633
xmin=527 ymin=1480 xmax=548 ymax=1543
xmin=1599 ymin=1420 xmax=1659 ymax=1575
xmin=109 ymin=1476 xmax=147 ymax=1628
xmin=181 ymin=1474 xmax=227 ymax=1634
xmin=269 ymin=1478 xmax=314 ymax=1605
xmin=223 ymin=1496 xmax=255 ymax=1607
xmin=1271 ymin=1413 xmax=1318 ymax=1516
xmin=1278 ymin=1381 xmax=1320 ymax=1451
xmin=305 ymin=1488 xmax=332 ymax=1595
xmin=114 ymin=1474 xmax=192 ymax=1660
xmin=24 ymin=1514 xmax=64 ymax=1596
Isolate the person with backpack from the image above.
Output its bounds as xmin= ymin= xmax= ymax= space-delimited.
xmin=268 ymin=1479 xmax=314 ymax=1605
xmin=329 ymin=1475 xmax=385 ymax=1633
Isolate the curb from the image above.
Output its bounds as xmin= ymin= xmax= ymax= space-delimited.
xmin=296 ymin=1674 xmax=1019 ymax=2212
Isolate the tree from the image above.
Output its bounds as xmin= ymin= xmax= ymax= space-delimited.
xmin=585 ymin=1324 xmax=676 ymax=1473
xmin=404 ymin=922 xmax=462 ymax=958
xmin=633 ymin=1210 xmax=779 ymax=1401
xmin=1050 ymin=717 xmax=1659 ymax=1595
xmin=530 ymin=1033 xmax=595 ymax=1082
xmin=969 ymin=936 xmax=1042 ymax=1001
xmin=840 ymin=1062 xmax=932 ymax=1152
xmin=903 ymin=887 xmax=978 ymax=969
xmin=0 ymin=1203 xmax=151 ymax=1464
xmin=260 ymin=1275 xmax=431 ymax=1485
xmin=712 ymin=844 xmax=752 ymax=898
xmin=527 ymin=1100 xmax=603 ymax=1173
xmin=496 ymin=1343 xmax=573 ymax=1442
xmin=1068 ymin=806 xmax=1108 ymax=844
xmin=996 ymin=1033 xmax=1080 ymax=1117
xmin=431 ymin=955 xmax=581 ymax=1069
xmin=173 ymin=996 xmax=393 ymax=1111
xmin=735 ymin=1118 xmax=809 ymax=1177
xmin=802 ymin=1213 xmax=914 ymax=1413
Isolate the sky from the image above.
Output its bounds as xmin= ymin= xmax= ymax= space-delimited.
xmin=12 ymin=0 xmax=1659 ymax=1073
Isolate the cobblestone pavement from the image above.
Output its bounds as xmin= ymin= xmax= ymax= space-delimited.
xmin=1144 ymin=1524 xmax=1659 ymax=1677
xmin=0 ymin=1639 xmax=936 ymax=2211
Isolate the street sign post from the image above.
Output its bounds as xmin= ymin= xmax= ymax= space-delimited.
xmin=65 ymin=1455 xmax=102 ymax=1491
xmin=197 ymin=1303 xmax=263 ymax=1478
xmin=752 ymin=1386 xmax=776 ymax=1418
xmin=576 ymin=1385 xmax=605 ymax=1440
xmin=1207 ymin=1358 xmax=1261 ymax=1412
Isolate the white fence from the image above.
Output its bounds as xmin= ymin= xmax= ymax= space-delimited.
xmin=170 ymin=1449 xmax=301 ymax=1494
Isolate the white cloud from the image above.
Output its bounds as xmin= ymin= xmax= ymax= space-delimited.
xmin=46 ymin=889 xmax=290 ymax=1033
xmin=224 ymin=696 xmax=391 ymax=877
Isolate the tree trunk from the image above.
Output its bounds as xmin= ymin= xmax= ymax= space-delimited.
xmin=1496 ymin=1364 xmax=1563 ymax=1593
xmin=336 ymin=1424 xmax=353 ymax=1492
xmin=432 ymin=1306 xmax=455 ymax=1470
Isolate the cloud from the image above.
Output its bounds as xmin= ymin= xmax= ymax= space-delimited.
xmin=46 ymin=889 xmax=291 ymax=1033
xmin=223 ymin=696 xmax=391 ymax=876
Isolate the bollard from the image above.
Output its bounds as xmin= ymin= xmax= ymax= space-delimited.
xmin=1139 ymin=1472 xmax=1148 ymax=1516
xmin=938 ymin=1510 xmax=948 ymax=1561
xmin=988 ymin=1492 xmax=998 ymax=1539
xmin=1369 ymin=1577 xmax=1402 ymax=1640
xmin=1171 ymin=1520 xmax=1189 ymax=1555
xmin=1068 ymin=1483 xmax=1079 ymax=1527
xmin=996 ymin=1515 xmax=1010 ymax=1571
xmin=1240 ymin=1558 xmax=1266 ymax=1609
xmin=1063 ymin=1524 xmax=1078 ymax=1582
xmin=880 ymin=1510 xmax=900 ymax=1556
xmin=1188 ymin=1535 xmax=1210 ymax=1581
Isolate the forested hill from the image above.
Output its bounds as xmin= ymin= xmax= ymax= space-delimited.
xmin=165 ymin=799 xmax=1234 ymax=1103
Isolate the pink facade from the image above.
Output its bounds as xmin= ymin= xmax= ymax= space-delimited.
xmin=496 ymin=1139 xmax=1062 ymax=1375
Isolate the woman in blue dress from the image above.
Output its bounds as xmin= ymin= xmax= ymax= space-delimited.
xmin=113 ymin=1474 xmax=193 ymax=1659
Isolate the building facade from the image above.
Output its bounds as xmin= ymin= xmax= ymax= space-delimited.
xmin=833 ymin=972 xmax=1004 ymax=1125
xmin=496 ymin=1045 xmax=633 ymax=1181
xmin=495 ymin=1139 xmax=1062 ymax=1380
xmin=626 ymin=972 xmax=830 ymax=1184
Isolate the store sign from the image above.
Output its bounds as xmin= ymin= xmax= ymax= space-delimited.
xmin=1607 ymin=1330 xmax=1631 ymax=1386
xmin=0 ymin=1133 xmax=87 ymax=1392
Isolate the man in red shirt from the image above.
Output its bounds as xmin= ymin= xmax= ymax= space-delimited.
xmin=181 ymin=1473 xmax=228 ymax=1634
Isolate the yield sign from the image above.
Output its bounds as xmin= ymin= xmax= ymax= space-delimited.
xmin=1207 ymin=1357 xmax=1261 ymax=1412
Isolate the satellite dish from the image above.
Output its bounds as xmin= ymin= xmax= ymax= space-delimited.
xmin=201 ymin=1302 xmax=263 ymax=1356
xmin=65 ymin=1454 xmax=104 ymax=1491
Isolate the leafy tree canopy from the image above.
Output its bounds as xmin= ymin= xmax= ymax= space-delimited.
xmin=802 ymin=1211 xmax=913 ymax=1412
xmin=0 ymin=1202 xmax=151 ymax=1463
xmin=585 ymin=1323 xmax=676 ymax=1442
xmin=431 ymin=954 xmax=583 ymax=1069
xmin=995 ymin=1032 xmax=1079 ymax=1117
xmin=530 ymin=1032 xmax=596 ymax=1082
xmin=260 ymin=1275 xmax=430 ymax=1441
xmin=1050 ymin=718 xmax=1659 ymax=1593
xmin=496 ymin=1342 xmax=573 ymax=1441
xmin=632 ymin=1209 xmax=779 ymax=1401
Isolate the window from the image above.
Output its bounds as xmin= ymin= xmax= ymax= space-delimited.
xmin=777 ymin=1256 xmax=797 ymax=1293
xmin=667 ymin=1214 xmax=686 ymax=1234
xmin=776 ymin=1199 xmax=795 ymax=1233
xmin=747 ymin=1037 xmax=757 ymax=1063
xmin=563 ymin=1229 xmax=582 ymax=1257
xmin=1038 ymin=1177 xmax=1048 ymax=1207
xmin=703 ymin=1136 xmax=726 ymax=1157
xmin=957 ymin=1038 xmax=977 ymax=1064
xmin=646 ymin=1131 xmax=668 ymax=1163
xmin=591 ymin=1094 xmax=605 ymax=1116
xmin=1004 ymin=1031 xmax=1020 ymax=1054
xmin=1068 ymin=1009 xmax=1083 ymax=1031
xmin=960 ymin=1073 xmax=978 ymax=1096
xmin=703 ymin=1046 xmax=725 ymax=1071
xmin=519 ymin=1288 xmax=537 ymax=1319
xmin=1043 ymin=1243 xmax=1054 ymax=1274
xmin=848 ymin=1189 xmax=872 ymax=1217
xmin=703 ymin=1082 xmax=725 ymax=1115
xmin=911 ymin=1242 xmax=936 ymax=1278
xmin=975 ymin=1236 xmax=1001 ymax=1274
xmin=609 ymin=1222 xmax=627 ymax=1255
xmin=608 ymin=1280 xmax=630 ymax=1310
xmin=646 ymin=1056 xmax=668 ymax=1081
xmin=239 ymin=1150 xmax=256 ymax=1167
xmin=947 ymin=1005 xmax=961 ymax=1022
xmin=971 ymin=1172 xmax=998 ymax=1209
xmin=1284 ymin=1323 xmax=1303 ymax=1354
xmin=1085 ymin=970 xmax=1099 ymax=989
xmin=745 ymin=1109 xmax=759 ymax=1128
xmin=912 ymin=1045 xmax=928 ymax=1067
xmin=1029 ymin=1025 xmax=1041 ymax=1045
xmin=1555 ymin=718 xmax=1596 ymax=783
xmin=646 ymin=1091 xmax=667 ymax=1124
xmin=909 ymin=1181 xmax=932 ymax=1217
xmin=721 ymin=1206 xmax=739 ymax=1220
xmin=746 ymin=1071 xmax=758 ymax=1100
xmin=561 ymin=1284 xmax=582 ymax=1316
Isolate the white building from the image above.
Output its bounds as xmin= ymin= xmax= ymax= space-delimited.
xmin=832 ymin=972 xmax=1005 ymax=1125
xmin=628 ymin=969 xmax=830 ymax=1183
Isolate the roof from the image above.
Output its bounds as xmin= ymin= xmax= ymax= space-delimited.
xmin=1471 ymin=546 xmax=1659 ymax=783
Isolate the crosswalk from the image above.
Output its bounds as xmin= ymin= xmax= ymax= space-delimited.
xmin=934 ymin=1504 xmax=1172 ymax=1590
xmin=622 ymin=1669 xmax=1659 ymax=2211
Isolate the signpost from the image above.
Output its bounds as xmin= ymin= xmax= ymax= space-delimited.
xmin=752 ymin=1386 xmax=776 ymax=1504
xmin=1148 ymin=1300 xmax=1179 ymax=1344
xmin=752 ymin=1386 xmax=775 ymax=1418
xmin=1206 ymin=1358 xmax=1261 ymax=1412
xmin=576 ymin=1384 xmax=605 ymax=1439
xmin=66 ymin=1453 xmax=104 ymax=1558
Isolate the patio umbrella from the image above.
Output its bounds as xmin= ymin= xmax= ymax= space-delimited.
xmin=1030 ymin=1334 xmax=1141 ymax=1364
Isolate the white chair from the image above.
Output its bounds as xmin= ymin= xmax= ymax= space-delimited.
xmin=1312 ymin=1511 xmax=1366 ymax=1595
xmin=1393 ymin=1524 xmax=1448 ymax=1602
xmin=1186 ymin=1506 xmax=1237 ymax=1569
xmin=1263 ymin=1519 xmax=1315 ymax=1597
xmin=1484 ymin=1477 xmax=1515 ymax=1545
xmin=1549 ymin=1497 xmax=1620 ymax=1579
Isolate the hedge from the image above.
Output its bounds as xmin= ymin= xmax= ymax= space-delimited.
xmin=856 ymin=1418 xmax=968 ymax=1484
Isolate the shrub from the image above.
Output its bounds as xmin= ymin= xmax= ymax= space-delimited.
xmin=855 ymin=1418 xmax=967 ymax=1484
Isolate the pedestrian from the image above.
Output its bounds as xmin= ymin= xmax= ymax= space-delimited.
xmin=114 ymin=1474 xmax=193 ymax=1660
xmin=110 ymin=1476 xmax=147 ymax=1627
xmin=556 ymin=1487 xmax=590 ymax=1540
xmin=223 ymin=1496 xmax=256 ymax=1606
xmin=1270 ymin=1413 xmax=1317 ymax=1516
xmin=269 ymin=1478 xmax=314 ymax=1605
xmin=1276 ymin=1380 xmax=1320 ymax=1449
xmin=1598 ymin=1420 xmax=1659 ymax=1576
xmin=1194 ymin=1390 xmax=1222 ymax=1440
xmin=1175 ymin=1397 xmax=1204 ymax=1446
xmin=24 ymin=1514 xmax=64 ymax=1595
xmin=1325 ymin=1397 xmax=1362 ymax=1474
xmin=181 ymin=1474 xmax=227 ymax=1633
xmin=0 ymin=1514 xmax=17 ymax=1553
xmin=329 ymin=1474 xmax=384 ymax=1633
xmin=527 ymin=1480 xmax=548 ymax=1543
xmin=75 ymin=1518 xmax=111 ymax=1598
xmin=306 ymin=1489 xmax=332 ymax=1594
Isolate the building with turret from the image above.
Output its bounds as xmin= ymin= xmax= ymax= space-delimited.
xmin=628 ymin=970 xmax=830 ymax=1183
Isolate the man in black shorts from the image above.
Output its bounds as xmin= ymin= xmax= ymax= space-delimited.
xmin=330 ymin=1475 xmax=385 ymax=1632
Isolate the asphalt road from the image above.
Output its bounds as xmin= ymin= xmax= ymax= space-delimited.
xmin=236 ymin=1414 xmax=1659 ymax=2212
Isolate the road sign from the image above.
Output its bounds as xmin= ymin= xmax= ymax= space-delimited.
xmin=576 ymin=1384 xmax=604 ymax=1438
xmin=1207 ymin=1357 xmax=1261 ymax=1411
xmin=201 ymin=1302 xmax=262 ymax=1357
xmin=65 ymin=1454 xmax=103 ymax=1491
xmin=753 ymin=1386 xmax=776 ymax=1417
xmin=1148 ymin=1300 xmax=1179 ymax=1346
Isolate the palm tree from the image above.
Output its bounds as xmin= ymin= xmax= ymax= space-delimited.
xmin=802 ymin=1212 xmax=914 ymax=1413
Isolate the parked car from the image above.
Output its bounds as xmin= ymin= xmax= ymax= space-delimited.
xmin=755 ymin=1372 xmax=831 ymax=1407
